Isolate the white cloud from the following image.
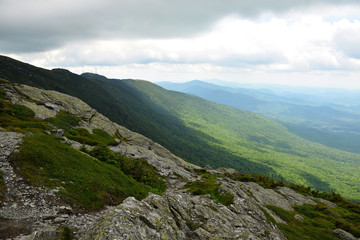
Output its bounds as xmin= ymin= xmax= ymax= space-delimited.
xmin=1 ymin=0 xmax=360 ymax=52
xmin=333 ymin=19 xmax=360 ymax=59
xmin=2 ymin=2 xmax=360 ymax=88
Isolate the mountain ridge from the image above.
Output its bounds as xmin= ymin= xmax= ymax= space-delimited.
xmin=1 ymin=55 xmax=360 ymax=201
xmin=1 ymin=80 xmax=360 ymax=239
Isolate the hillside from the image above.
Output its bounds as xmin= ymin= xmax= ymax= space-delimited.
xmin=117 ymin=80 xmax=360 ymax=200
xmin=1 ymin=81 xmax=360 ymax=240
xmin=158 ymin=80 xmax=360 ymax=153
xmin=0 ymin=55 xmax=360 ymax=201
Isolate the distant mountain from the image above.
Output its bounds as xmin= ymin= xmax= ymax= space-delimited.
xmin=1 ymin=55 xmax=360 ymax=201
xmin=157 ymin=80 xmax=360 ymax=153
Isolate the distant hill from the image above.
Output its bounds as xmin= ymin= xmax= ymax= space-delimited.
xmin=158 ymin=80 xmax=360 ymax=153
xmin=1 ymin=55 xmax=360 ymax=201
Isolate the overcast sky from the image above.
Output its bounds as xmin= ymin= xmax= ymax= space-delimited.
xmin=1 ymin=0 xmax=360 ymax=88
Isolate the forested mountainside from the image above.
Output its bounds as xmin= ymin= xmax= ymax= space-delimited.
xmin=158 ymin=80 xmax=360 ymax=154
xmin=0 ymin=55 xmax=360 ymax=202
xmin=1 ymin=81 xmax=360 ymax=240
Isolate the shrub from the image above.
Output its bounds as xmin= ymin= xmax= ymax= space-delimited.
xmin=266 ymin=205 xmax=295 ymax=223
xmin=11 ymin=104 xmax=35 ymax=119
xmin=47 ymin=111 xmax=80 ymax=130
xmin=88 ymin=144 xmax=166 ymax=193
xmin=65 ymin=128 xmax=117 ymax=146
xmin=183 ymin=174 xmax=233 ymax=206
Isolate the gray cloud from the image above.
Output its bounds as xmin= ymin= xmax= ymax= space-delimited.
xmin=1 ymin=0 xmax=359 ymax=53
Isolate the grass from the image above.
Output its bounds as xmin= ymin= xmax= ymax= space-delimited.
xmin=0 ymin=87 xmax=166 ymax=210
xmin=258 ymin=206 xmax=276 ymax=224
xmin=65 ymin=128 xmax=117 ymax=146
xmin=0 ymin=90 xmax=49 ymax=132
xmin=86 ymin=144 xmax=166 ymax=193
xmin=183 ymin=171 xmax=233 ymax=206
xmin=266 ymin=205 xmax=295 ymax=223
xmin=47 ymin=111 xmax=117 ymax=146
xmin=265 ymin=203 xmax=360 ymax=240
xmin=47 ymin=110 xmax=80 ymax=131
xmin=11 ymin=133 xmax=155 ymax=210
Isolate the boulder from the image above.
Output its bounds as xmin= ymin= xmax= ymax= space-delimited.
xmin=332 ymin=229 xmax=357 ymax=240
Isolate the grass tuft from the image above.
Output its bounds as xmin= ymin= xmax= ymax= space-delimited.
xmin=65 ymin=128 xmax=117 ymax=146
xmin=183 ymin=171 xmax=233 ymax=206
xmin=47 ymin=110 xmax=80 ymax=131
xmin=264 ymin=203 xmax=360 ymax=240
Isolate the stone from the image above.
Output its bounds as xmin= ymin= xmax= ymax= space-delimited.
xmin=275 ymin=187 xmax=316 ymax=206
xmin=18 ymin=227 xmax=60 ymax=240
xmin=204 ymin=165 xmax=213 ymax=170
xmin=53 ymin=217 xmax=66 ymax=224
xmin=333 ymin=229 xmax=357 ymax=240
xmin=294 ymin=214 xmax=304 ymax=222
xmin=50 ymin=129 xmax=64 ymax=137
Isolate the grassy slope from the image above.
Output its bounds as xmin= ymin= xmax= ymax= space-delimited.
xmin=12 ymin=133 xmax=151 ymax=210
xmin=0 ymin=86 xmax=164 ymax=210
xmin=1 ymin=56 xmax=360 ymax=200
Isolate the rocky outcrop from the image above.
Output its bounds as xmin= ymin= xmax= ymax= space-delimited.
xmin=2 ymin=83 xmax=199 ymax=180
xmin=0 ymin=82 xmax=345 ymax=239
xmin=332 ymin=229 xmax=358 ymax=240
xmin=81 ymin=191 xmax=283 ymax=240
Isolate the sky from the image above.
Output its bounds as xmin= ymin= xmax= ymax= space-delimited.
xmin=1 ymin=0 xmax=360 ymax=89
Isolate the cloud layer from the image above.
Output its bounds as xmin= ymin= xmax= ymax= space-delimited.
xmin=1 ymin=0 xmax=360 ymax=52
xmin=1 ymin=0 xmax=360 ymax=88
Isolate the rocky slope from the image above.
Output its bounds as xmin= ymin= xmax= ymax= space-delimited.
xmin=0 ymin=81 xmax=358 ymax=240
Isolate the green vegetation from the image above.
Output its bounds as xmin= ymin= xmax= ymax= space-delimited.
xmin=0 ymin=88 xmax=49 ymax=132
xmin=0 ymin=86 xmax=166 ymax=210
xmin=47 ymin=110 xmax=117 ymax=146
xmin=265 ymin=202 xmax=360 ymax=240
xmin=47 ymin=110 xmax=80 ymax=130
xmin=86 ymin=144 xmax=166 ymax=193
xmin=58 ymin=226 xmax=73 ymax=240
xmin=1 ymin=56 xmax=360 ymax=201
xmin=121 ymin=80 xmax=360 ymax=200
xmin=11 ymin=133 xmax=153 ymax=210
xmin=267 ymin=205 xmax=295 ymax=223
xmin=258 ymin=206 xmax=276 ymax=224
xmin=159 ymin=81 xmax=360 ymax=154
xmin=65 ymin=128 xmax=117 ymax=146
xmin=183 ymin=171 xmax=233 ymax=206
xmin=10 ymin=104 xmax=35 ymax=119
